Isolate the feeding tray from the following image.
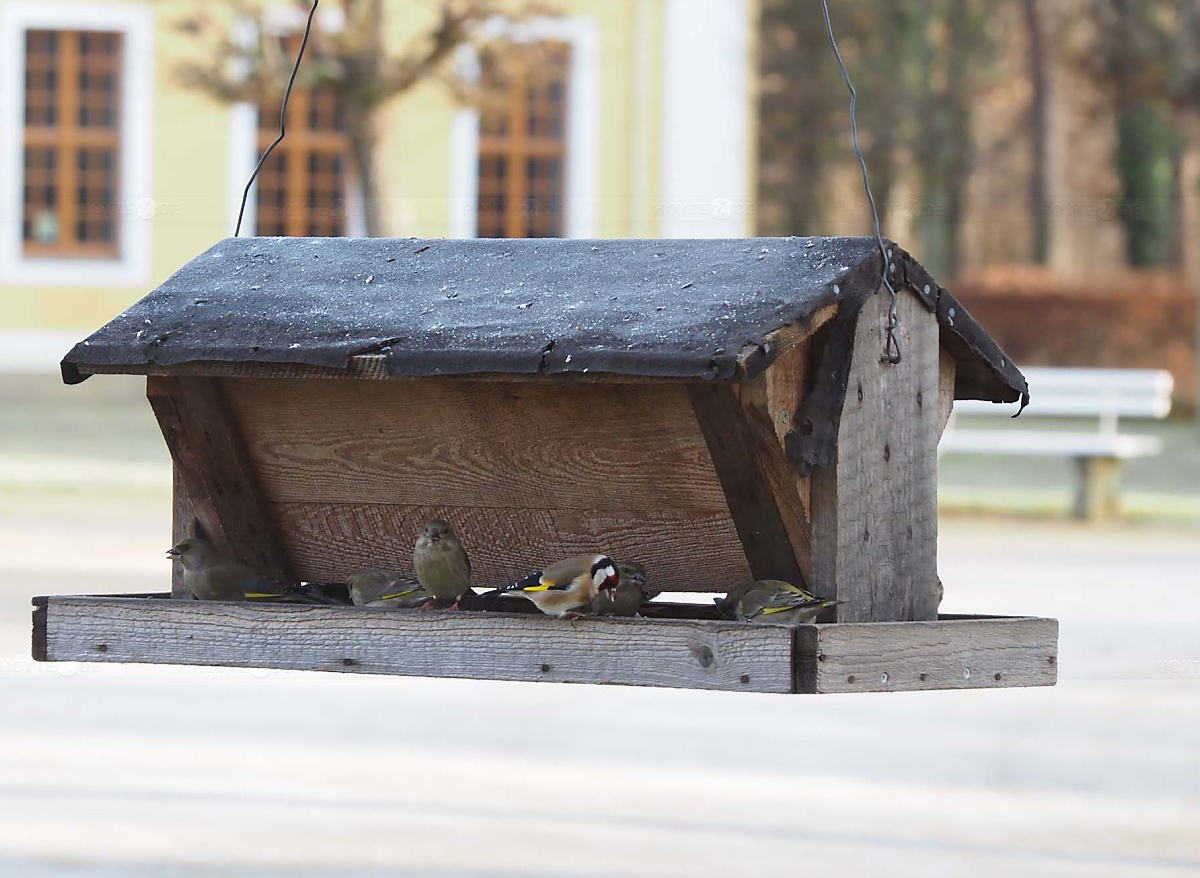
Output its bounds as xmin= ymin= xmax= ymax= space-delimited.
xmin=37 ymin=236 xmax=1056 ymax=694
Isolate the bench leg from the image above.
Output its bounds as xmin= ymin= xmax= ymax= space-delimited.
xmin=1073 ymin=457 xmax=1122 ymax=523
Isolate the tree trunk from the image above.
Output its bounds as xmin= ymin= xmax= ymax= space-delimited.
xmin=943 ymin=0 xmax=974 ymax=278
xmin=1021 ymin=0 xmax=1051 ymax=264
xmin=348 ymin=109 xmax=383 ymax=237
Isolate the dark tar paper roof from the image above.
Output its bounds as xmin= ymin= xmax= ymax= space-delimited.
xmin=61 ymin=236 xmax=1026 ymax=409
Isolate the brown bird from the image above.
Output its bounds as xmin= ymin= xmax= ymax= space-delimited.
xmin=496 ymin=554 xmax=620 ymax=617
xmin=412 ymin=519 xmax=472 ymax=609
xmin=589 ymin=562 xmax=656 ymax=617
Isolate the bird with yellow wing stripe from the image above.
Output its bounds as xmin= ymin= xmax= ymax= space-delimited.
xmin=347 ymin=570 xmax=429 ymax=608
xmin=166 ymin=537 xmax=304 ymax=603
xmin=729 ymin=579 xmax=840 ymax=625
xmin=496 ymin=554 xmax=620 ymax=617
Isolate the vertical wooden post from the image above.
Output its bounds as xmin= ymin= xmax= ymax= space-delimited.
xmin=1073 ymin=456 xmax=1121 ymax=523
xmin=171 ymin=464 xmax=199 ymax=599
xmin=809 ymin=287 xmax=941 ymax=622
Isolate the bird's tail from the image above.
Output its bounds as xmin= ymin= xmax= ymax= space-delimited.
xmin=494 ymin=570 xmax=544 ymax=594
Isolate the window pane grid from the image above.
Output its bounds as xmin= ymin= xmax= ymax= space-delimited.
xmin=476 ymin=43 xmax=569 ymax=238
xmin=255 ymin=58 xmax=351 ymax=237
xmin=21 ymin=29 xmax=122 ymax=258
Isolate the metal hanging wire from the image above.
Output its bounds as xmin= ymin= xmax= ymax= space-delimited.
xmin=818 ymin=0 xmax=902 ymax=365
xmin=235 ymin=0 xmax=320 ymax=237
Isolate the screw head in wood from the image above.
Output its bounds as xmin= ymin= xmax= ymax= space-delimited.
xmin=880 ymin=672 xmax=889 ymax=684
xmin=919 ymin=673 xmax=928 ymax=682
xmin=541 ymin=663 xmax=551 ymax=673
xmin=740 ymin=674 xmax=750 ymax=684
xmin=962 ymin=667 xmax=971 ymax=680
xmin=994 ymin=673 xmax=1002 ymax=681
xmin=846 ymin=675 xmax=856 ymax=683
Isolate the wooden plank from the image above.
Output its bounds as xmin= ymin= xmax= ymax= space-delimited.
xmin=763 ymin=342 xmax=814 ymax=519
xmin=146 ymin=377 xmax=291 ymax=582
xmin=687 ymin=384 xmax=807 ymax=585
xmin=224 ymin=378 xmax=732 ymax=511
xmin=273 ymin=503 xmax=751 ymax=594
xmin=35 ymin=595 xmax=796 ymax=693
xmin=171 ymin=464 xmax=199 ymax=599
xmin=938 ymin=346 xmax=956 ymax=438
xmin=808 ymin=287 xmax=941 ymax=622
xmin=736 ymin=302 xmax=840 ymax=376
xmin=795 ymin=616 xmax=1059 ymax=693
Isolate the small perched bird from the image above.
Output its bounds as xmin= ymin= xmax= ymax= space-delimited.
xmin=713 ymin=580 xmax=760 ymax=620
xmin=733 ymin=580 xmax=840 ymax=625
xmin=167 ymin=537 xmax=291 ymax=602
xmin=412 ymin=519 xmax=472 ymax=608
xmin=497 ymin=554 xmax=620 ymax=617
xmin=347 ymin=570 xmax=428 ymax=608
xmin=590 ymin=562 xmax=657 ymax=617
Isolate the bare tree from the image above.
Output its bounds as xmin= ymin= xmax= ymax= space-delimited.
xmin=165 ymin=0 xmax=534 ymax=236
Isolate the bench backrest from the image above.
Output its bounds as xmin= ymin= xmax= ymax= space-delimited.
xmin=954 ymin=368 xmax=1174 ymax=420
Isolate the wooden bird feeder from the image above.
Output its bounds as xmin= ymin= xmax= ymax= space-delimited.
xmin=35 ymin=236 xmax=1058 ymax=694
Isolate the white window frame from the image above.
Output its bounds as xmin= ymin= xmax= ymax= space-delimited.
xmin=0 ymin=2 xmax=154 ymax=286
xmin=450 ymin=16 xmax=601 ymax=239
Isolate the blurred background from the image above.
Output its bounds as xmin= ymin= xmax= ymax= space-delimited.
xmin=0 ymin=0 xmax=1197 ymax=876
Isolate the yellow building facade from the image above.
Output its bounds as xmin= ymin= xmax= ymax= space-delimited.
xmin=0 ymin=0 xmax=757 ymax=365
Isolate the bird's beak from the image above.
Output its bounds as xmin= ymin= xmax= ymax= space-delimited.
xmin=165 ymin=548 xmax=181 ymax=559
xmin=634 ymin=574 xmax=648 ymax=587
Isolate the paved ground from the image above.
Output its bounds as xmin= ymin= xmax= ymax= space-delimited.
xmin=1 ymin=374 xmax=1198 ymax=876
xmin=0 ymin=497 xmax=1197 ymax=877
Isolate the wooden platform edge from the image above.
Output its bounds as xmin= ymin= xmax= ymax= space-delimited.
xmin=794 ymin=615 xmax=1059 ymax=694
xmin=31 ymin=595 xmax=1058 ymax=695
xmin=31 ymin=595 xmax=797 ymax=694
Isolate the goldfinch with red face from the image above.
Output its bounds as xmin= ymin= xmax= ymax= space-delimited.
xmin=590 ymin=562 xmax=655 ymax=617
xmin=412 ymin=519 xmax=472 ymax=609
xmin=733 ymin=580 xmax=840 ymax=625
xmin=497 ymin=554 xmax=620 ymax=617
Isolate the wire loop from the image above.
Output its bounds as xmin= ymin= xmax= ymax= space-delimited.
xmin=818 ymin=0 xmax=902 ymax=365
xmin=235 ymin=0 xmax=320 ymax=237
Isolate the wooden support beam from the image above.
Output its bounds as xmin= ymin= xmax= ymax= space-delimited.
xmin=738 ymin=374 xmax=813 ymax=585
xmin=795 ymin=616 xmax=1059 ymax=693
xmin=808 ymin=287 xmax=941 ymax=622
xmin=938 ymin=346 xmax=956 ymax=438
xmin=171 ymin=464 xmax=199 ymax=599
xmin=687 ymin=384 xmax=807 ymax=586
xmin=146 ymin=377 xmax=291 ymax=584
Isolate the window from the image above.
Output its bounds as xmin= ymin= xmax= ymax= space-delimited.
xmin=21 ymin=30 xmax=123 ymax=258
xmin=255 ymin=85 xmax=351 ymax=237
xmin=477 ymin=43 xmax=570 ymax=238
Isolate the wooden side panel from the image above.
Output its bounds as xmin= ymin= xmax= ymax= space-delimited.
xmin=222 ymin=378 xmax=750 ymax=592
xmin=795 ymin=616 xmax=1059 ymax=693
xmin=687 ymin=384 xmax=807 ymax=586
xmin=809 ymin=287 xmax=941 ymax=622
xmin=225 ymin=378 xmax=729 ymax=509
xmin=36 ymin=596 xmax=796 ymax=694
xmin=147 ymin=377 xmax=291 ymax=583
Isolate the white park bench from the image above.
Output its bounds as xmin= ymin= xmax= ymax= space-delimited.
xmin=940 ymin=368 xmax=1174 ymax=521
